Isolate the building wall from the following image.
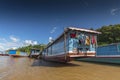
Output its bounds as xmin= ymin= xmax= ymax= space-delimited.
xmin=9 ymin=50 xmax=16 ymax=54
xmin=9 ymin=50 xmax=27 ymax=56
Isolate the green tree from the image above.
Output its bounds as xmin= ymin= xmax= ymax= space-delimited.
xmin=17 ymin=44 xmax=46 ymax=55
xmin=97 ymin=24 xmax=120 ymax=45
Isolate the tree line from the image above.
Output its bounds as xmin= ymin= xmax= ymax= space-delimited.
xmin=97 ymin=24 xmax=120 ymax=46
xmin=16 ymin=44 xmax=46 ymax=55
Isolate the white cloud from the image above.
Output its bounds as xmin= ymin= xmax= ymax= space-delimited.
xmin=24 ymin=40 xmax=32 ymax=45
xmin=111 ymin=8 xmax=120 ymax=15
xmin=33 ymin=41 xmax=38 ymax=45
xmin=0 ymin=38 xmax=7 ymax=42
xmin=0 ymin=40 xmax=23 ymax=51
xmin=9 ymin=36 xmax=19 ymax=42
xmin=24 ymin=40 xmax=38 ymax=46
xmin=50 ymin=27 xmax=57 ymax=34
xmin=0 ymin=45 xmax=5 ymax=50
xmin=0 ymin=36 xmax=38 ymax=51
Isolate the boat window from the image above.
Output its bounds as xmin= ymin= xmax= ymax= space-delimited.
xmin=117 ymin=44 xmax=120 ymax=52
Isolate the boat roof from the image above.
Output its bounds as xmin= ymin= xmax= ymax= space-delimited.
xmin=67 ymin=27 xmax=101 ymax=34
xmin=46 ymin=27 xmax=101 ymax=48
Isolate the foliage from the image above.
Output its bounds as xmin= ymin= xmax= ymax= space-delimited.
xmin=96 ymin=24 xmax=120 ymax=45
xmin=17 ymin=44 xmax=46 ymax=55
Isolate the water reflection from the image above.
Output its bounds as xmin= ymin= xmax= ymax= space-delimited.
xmin=31 ymin=59 xmax=80 ymax=67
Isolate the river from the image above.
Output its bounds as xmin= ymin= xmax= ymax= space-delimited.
xmin=0 ymin=56 xmax=120 ymax=80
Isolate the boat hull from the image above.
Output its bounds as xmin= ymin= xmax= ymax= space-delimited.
xmin=0 ymin=54 xmax=9 ymax=56
xmin=43 ymin=53 xmax=71 ymax=63
xmin=29 ymin=54 xmax=39 ymax=58
xmin=43 ymin=52 xmax=96 ymax=63
xmin=68 ymin=52 xmax=95 ymax=58
xmin=76 ymin=57 xmax=120 ymax=64
xmin=9 ymin=54 xmax=28 ymax=57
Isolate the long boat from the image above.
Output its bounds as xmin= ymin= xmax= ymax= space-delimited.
xmin=42 ymin=27 xmax=101 ymax=62
xmin=76 ymin=43 xmax=120 ymax=64
xmin=0 ymin=51 xmax=9 ymax=56
xmin=29 ymin=48 xmax=41 ymax=58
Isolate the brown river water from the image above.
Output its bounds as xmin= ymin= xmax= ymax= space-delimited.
xmin=0 ymin=56 xmax=120 ymax=80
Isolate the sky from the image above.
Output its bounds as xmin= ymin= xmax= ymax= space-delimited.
xmin=0 ymin=0 xmax=120 ymax=51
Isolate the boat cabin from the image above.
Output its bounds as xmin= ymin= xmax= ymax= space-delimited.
xmin=9 ymin=50 xmax=28 ymax=57
xmin=42 ymin=27 xmax=101 ymax=62
xmin=29 ymin=48 xmax=41 ymax=58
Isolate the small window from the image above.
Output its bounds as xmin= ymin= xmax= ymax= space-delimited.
xmin=118 ymin=44 xmax=120 ymax=52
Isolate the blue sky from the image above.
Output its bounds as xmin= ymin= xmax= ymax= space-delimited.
xmin=0 ymin=0 xmax=120 ymax=51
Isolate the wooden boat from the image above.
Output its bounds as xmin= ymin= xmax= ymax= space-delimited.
xmin=0 ymin=51 xmax=9 ymax=56
xmin=42 ymin=27 xmax=101 ymax=62
xmin=0 ymin=53 xmax=9 ymax=56
xmin=29 ymin=48 xmax=41 ymax=58
xmin=9 ymin=50 xmax=28 ymax=57
xmin=76 ymin=43 xmax=120 ymax=64
xmin=85 ymin=43 xmax=120 ymax=63
xmin=97 ymin=43 xmax=120 ymax=57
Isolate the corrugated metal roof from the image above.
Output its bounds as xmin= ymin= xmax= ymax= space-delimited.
xmin=67 ymin=27 xmax=101 ymax=34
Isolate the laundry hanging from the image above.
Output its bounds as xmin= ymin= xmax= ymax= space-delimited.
xmin=70 ymin=32 xmax=76 ymax=38
xmin=78 ymin=33 xmax=85 ymax=45
xmin=79 ymin=39 xmax=82 ymax=44
xmin=85 ymin=36 xmax=90 ymax=45
xmin=75 ymin=32 xmax=81 ymax=39
xmin=91 ymin=36 xmax=96 ymax=45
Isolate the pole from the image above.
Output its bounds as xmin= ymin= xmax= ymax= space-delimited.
xmin=64 ymin=28 xmax=67 ymax=61
xmin=95 ymin=35 xmax=97 ymax=57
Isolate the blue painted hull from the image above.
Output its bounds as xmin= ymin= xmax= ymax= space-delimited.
xmin=76 ymin=57 xmax=120 ymax=64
